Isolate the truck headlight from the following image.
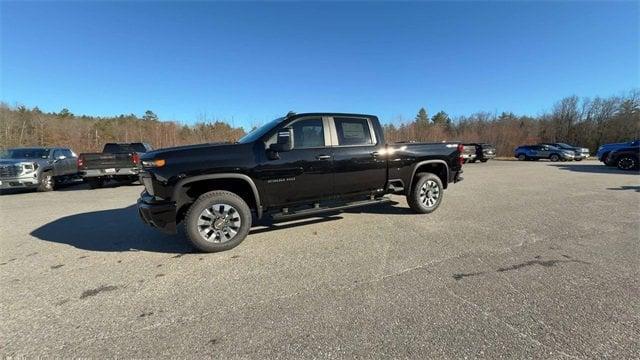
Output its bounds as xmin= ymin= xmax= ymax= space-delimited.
xmin=22 ymin=163 xmax=36 ymax=173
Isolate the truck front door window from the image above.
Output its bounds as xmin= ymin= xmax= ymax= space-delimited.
xmin=291 ymin=118 xmax=324 ymax=149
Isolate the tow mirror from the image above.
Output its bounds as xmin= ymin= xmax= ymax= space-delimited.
xmin=269 ymin=127 xmax=293 ymax=153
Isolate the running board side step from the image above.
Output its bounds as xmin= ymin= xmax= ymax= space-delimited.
xmin=271 ymin=197 xmax=391 ymax=221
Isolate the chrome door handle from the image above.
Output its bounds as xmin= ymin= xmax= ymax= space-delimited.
xmin=316 ymin=155 xmax=331 ymax=160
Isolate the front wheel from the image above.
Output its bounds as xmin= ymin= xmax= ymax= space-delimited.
xmin=480 ymin=159 xmax=488 ymax=163
xmin=517 ymin=154 xmax=527 ymax=161
xmin=549 ymin=154 xmax=560 ymax=162
xmin=617 ymin=156 xmax=638 ymax=170
xmin=37 ymin=172 xmax=54 ymax=192
xmin=407 ymin=173 xmax=443 ymax=214
xmin=184 ymin=190 xmax=252 ymax=252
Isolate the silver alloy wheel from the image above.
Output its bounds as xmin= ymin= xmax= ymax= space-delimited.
xmin=197 ymin=203 xmax=242 ymax=243
xmin=43 ymin=174 xmax=53 ymax=190
xmin=518 ymin=154 xmax=526 ymax=161
xmin=419 ymin=180 xmax=440 ymax=208
xmin=618 ymin=157 xmax=635 ymax=170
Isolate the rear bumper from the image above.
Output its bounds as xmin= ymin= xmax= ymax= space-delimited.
xmin=81 ymin=168 xmax=139 ymax=178
xmin=137 ymin=192 xmax=177 ymax=234
xmin=481 ymin=153 xmax=496 ymax=160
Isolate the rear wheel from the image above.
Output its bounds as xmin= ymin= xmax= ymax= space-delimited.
xmin=517 ymin=154 xmax=526 ymax=161
xmin=37 ymin=172 xmax=54 ymax=192
xmin=480 ymin=159 xmax=488 ymax=163
xmin=185 ymin=190 xmax=252 ymax=252
xmin=617 ymin=155 xmax=638 ymax=170
xmin=407 ymin=172 xmax=443 ymax=214
xmin=549 ymin=154 xmax=560 ymax=162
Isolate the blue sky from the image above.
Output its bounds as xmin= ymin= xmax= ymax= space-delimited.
xmin=1 ymin=1 xmax=638 ymax=129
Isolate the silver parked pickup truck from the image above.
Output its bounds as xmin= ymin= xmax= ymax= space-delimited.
xmin=0 ymin=147 xmax=79 ymax=192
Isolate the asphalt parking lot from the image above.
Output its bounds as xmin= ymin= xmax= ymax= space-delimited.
xmin=1 ymin=160 xmax=639 ymax=358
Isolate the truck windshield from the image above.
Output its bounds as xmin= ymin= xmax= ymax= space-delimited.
xmin=237 ymin=117 xmax=285 ymax=144
xmin=1 ymin=148 xmax=50 ymax=159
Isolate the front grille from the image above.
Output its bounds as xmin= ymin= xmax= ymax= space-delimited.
xmin=0 ymin=165 xmax=20 ymax=178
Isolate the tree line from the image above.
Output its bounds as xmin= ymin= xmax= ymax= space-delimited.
xmin=1 ymin=90 xmax=638 ymax=157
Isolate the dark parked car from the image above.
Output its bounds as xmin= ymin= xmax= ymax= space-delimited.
xmin=78 ymin=142 xmax=152 ymax=188
xmin=0 ymin=147 xmax=79 ymax=192
xmin=514 ymin=145 xmax=575 ymax=161
xmin=605 ymin=144 xmax=640 ymax=170
xmin=539 ymin=142 xmax=590 ymax=161
xmin=597 ymin=140 xmax=639 ymax=164
xmin=138 ymin=112 xmax=464 ymax=252
xmin=465 ymin=143 xmax=496 ymax=163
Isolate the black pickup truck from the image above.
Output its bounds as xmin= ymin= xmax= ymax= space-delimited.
xmin=78 ymin=143 xmax=152 ymax=188
xmin=138 ymin=113 xmax=464 ymax=252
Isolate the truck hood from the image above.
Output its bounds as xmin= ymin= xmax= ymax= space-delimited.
xmin=141 ymin=142 xmax=236 ymax=160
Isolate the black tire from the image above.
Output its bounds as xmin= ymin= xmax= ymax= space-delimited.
xmin=617 ymin=155 xmax=638 ymax=171
xmin=549 ymin=154 xmax=560 ymax=162
xmin=575 ymin=158 xmax=582 ymax=161
xmin=407 ymin=172 xmax=444 ymax=214
xmin=184 ymin=190 xmax=252 ymax=252
xmin=87 ymin=178 xmax=104 ymax=189
xmin=37 ymin=172 xmax=54 ymax=192
xmin=480 ymin=159 xmax=488 ymax=163
xmin=517 ymin=154 xmax=526 ymax=161
xmin=469 ymin=159 xmax=476 ymax=163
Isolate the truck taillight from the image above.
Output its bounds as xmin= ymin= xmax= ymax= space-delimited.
xmin=77 ymin=156 xmax=85 ymax=169
xmin=132 ymin=152 xmax=140 ymax=165
xmin=457 ymin=144 xmax=465 ymax=166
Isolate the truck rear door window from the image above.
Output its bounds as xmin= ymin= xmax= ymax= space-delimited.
xmin=334 ymin=118 xmax=373 ymax=146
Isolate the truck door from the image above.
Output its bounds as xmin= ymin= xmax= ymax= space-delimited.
xmin=51 ymin=149 xmax=67 ymax=176
xmin=256 ymin=116 xmax=335 ymax=207
xmin=62 ymin=149 xmax=77 ymax=175
xmin=329 ymin=116 xmax=387 ymax=196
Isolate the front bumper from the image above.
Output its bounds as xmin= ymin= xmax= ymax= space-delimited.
xmin=137 ymin=192 xmax=177 ymax=234
xmin=0 ymin=175 xmax=40 ymax=189
xmin=481 ymin=153 xmax=496 ymax=159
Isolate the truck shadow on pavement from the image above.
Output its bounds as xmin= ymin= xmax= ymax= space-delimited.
xmin=30 ymin=201 xmax=413 ymax=253
xmin=552 ymin=163 xmax=639 ymax=174
xmin=30 ymin=205 xmax=191 ymax=253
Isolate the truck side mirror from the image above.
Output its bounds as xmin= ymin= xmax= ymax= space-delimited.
xmin=269 ymin=127 xmax=293 ymax=153
xmin=55 ymin=155 xmax=66 ymax=162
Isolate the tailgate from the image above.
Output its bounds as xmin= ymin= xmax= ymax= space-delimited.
xmin=81 ymin=153 xmax=134 ymax=169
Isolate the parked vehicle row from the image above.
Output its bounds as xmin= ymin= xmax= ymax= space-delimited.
xmin=464 ymin=143 xmax=496 ymax=163
xmin=0 ymin=142 xmax=152 ymax=192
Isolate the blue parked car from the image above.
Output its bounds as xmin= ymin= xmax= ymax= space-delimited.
xmin=514 ymin=145 xmax=575 ymax=162
xmin=596 ymin=140 xmax=639 ymax=165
